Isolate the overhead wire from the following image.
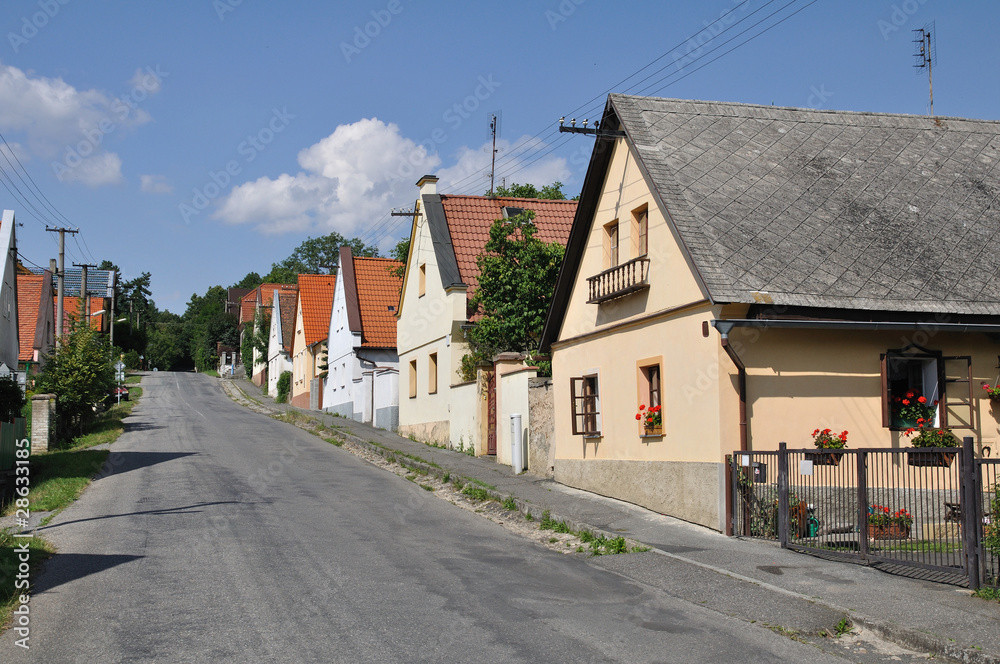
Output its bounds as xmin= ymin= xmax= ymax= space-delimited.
xmin=443 ymin=0 xmax=818 ymax=197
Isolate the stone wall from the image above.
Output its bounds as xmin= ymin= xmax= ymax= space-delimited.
xmin=528 ymin=378 xmax=555 ymax=478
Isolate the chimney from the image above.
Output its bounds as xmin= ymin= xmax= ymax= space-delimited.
xmin=416 ymin=174 xmax=439 ymax=196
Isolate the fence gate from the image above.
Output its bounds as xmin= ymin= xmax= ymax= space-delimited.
xmin=731 ymin=438 xmax=990 ymax=588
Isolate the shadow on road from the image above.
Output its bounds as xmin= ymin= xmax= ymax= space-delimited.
xmin=97 ymin=451 xmax=199 ymax=478
xmin=32 ymin=553 xmax=145 ymax=594
xmin=42 ymin=501 xmax=245 ymax=531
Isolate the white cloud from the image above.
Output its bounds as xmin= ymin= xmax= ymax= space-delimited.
xmin=0 ymin=62 xmax=160 ymax=187
xmin=56 ymin=152 xmax=123 ymax=187
xmin=215 ymin=122 xmax=571 ymax=236
xmin=140 ymin=174 xmax=173 ymax=194
xmin=214 ymin=118 xmax=440 ymax=234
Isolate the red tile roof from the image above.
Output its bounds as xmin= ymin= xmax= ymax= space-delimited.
xmin=278 ymin=291 xmax=298 ymax=353
xmin=240 ymin=290 xmax=257 ymax=324
xmin=17 ymin=274 xmax=44 ymax=361
xmin=353 ymin=257 xmax=403 ymax=348
xmin=296 ymin=274 xmax=336 ymax=347
xmin=259 ymin=283 xmax=286 ymax=308
xmin=439 ymin=195 xmax=577 ymax=296
xmin=54 ymin=296 xmax=105 ymax=335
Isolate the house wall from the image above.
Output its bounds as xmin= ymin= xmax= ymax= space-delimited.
xmin=0 ymin=211 xmax=18 ymax=371
xmin=731 ymin=326 xmax=1000 ymax=455
xmin=497 ymin=366 xmax=535 ymax=470
xmin=449 ymin=380 xmax=482 ymax=453
xmin=549 ymin=137 xmax=730 ymax=530
xmin=266 ymin=296 xmax=290 ymax=397
xmin=373 ymin=367 xmax=399 ymax=430
xmin=397 ymin=208 xmax=468 ymax=445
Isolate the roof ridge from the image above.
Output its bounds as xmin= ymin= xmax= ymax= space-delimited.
xmin=610 ymin=93 xmax=1000 ymax=127
xmin=439 ymin=193 xmax=578 ymax=203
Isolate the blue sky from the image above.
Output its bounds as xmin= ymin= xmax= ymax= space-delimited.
xmin=1 ymin=0 xmax=996 ymax=313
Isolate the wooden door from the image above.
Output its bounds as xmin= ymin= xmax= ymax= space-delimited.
xmin=487 ymin=371 xmax=497 ymax=455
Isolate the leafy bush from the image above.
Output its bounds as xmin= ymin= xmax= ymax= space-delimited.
xmin=123 ymin=349 xmax=141 ymax=370
xmin=276 ymin=371 xmax=292 ymax=403
xmin=35 ymin=322 xmax=114 ymax=440
xmin=0 ymin=375 xmax=25 ymax=422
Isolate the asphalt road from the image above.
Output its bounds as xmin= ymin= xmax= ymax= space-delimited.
xmin=2 ymin=372 xmax=843 ymax=663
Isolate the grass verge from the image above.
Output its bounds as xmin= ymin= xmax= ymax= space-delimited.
xmin=2 ymin=379 xmax=142 ymax=517
xmin=0 ymin=531 xmax=54 ymax=628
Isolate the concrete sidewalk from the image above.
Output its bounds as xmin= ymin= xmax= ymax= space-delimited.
xmin=230 ymin=377 xmax=1000 ymax=663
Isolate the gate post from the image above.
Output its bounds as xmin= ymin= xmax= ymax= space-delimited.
xmin=725 ymin=455 xmax=734 ymax=536
xmin=961 ymin=436 xmax=981 ymax=590
xmin=857 ymin=450 xmax=869 ymax=559
xmin=777 ymin=442 xmax=789 ymax=548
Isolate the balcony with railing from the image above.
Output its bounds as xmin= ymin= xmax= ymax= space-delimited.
xmin=586 ymin=256 xmax=650 ymax=304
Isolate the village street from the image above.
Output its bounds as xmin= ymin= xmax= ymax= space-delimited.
xmin=0 ymin=372 xmax=846 ymax=663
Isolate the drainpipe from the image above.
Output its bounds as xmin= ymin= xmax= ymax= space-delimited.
xmin=713 ymin=321 xmax=748 ymax=452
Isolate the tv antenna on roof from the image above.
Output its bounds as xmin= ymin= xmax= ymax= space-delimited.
xmin=488 ymin=112 xmax=501 ymax=196
xmin=912 ymin=22 xmax=936 ymax=116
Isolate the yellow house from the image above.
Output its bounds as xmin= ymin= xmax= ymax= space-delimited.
xmin=541 ymin=95 xmax=1000 ymax=532
xmin=290 ymin=273 xmax=336 ymax=410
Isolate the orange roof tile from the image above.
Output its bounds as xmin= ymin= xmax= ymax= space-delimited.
xmin=296 ymin=274 xmax=336 ymax=346
xmin=353 ymin=257 xmax=403 ymax=348
xmin=240 ymin=290 xmax=257 ymax=324
xmin=439 ymin=195 xmax=577 ymax=297
xmin=17 ymin=274 xmax=44 ymax=362
xmin=55 ymin=296 xmax=105 ymax=335
xmin=259 ymin=283 xmax=286 ymax=307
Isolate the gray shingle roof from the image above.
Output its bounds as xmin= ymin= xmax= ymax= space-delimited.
xmin=611 ymin=94 xmax=1000 ymax=315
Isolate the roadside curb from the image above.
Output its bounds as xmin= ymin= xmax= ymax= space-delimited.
xmin=220 ymin=378 xmax=997 ymax=664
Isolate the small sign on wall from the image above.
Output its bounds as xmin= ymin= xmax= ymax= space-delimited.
xmin=800 ymin=460 xmax=814 ymax=476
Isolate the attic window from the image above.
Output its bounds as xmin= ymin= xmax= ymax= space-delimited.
xmin=501 ymin=206 xmax=526 ymax=218
xmin=387 ymin=305 xmax=395 ymax=312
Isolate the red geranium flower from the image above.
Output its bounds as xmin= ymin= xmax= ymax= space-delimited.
xmin=917 ymin=396 xmax=927 ymax=404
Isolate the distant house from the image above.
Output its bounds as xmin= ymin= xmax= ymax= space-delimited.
xmin=541 ymin=94 xmax=1000 ymax=531
xmin=16 ymin=270 xmax=53 ymax=376
xmin=266 ymin=288 xmax=298 ymax=397
xmin=323 ymin=246 xmax=403 ymax=429
xmin=55 ymin=296 xmax=109 ymax=335
xmin=290 ymin=274 xmax=336 ymax=409
xmin=0 ymin=211 xmax=19 ymax=374
xmin=242 ymin=283 xmax=293 ymax=386
xmin=396 ymin=175 xmax=576 ymax=454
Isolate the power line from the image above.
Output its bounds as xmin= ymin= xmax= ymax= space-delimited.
xmin=0 ymin=129 xmax=73 ymax=227
xmin=443 ymin=0 xmax=814 ymax=196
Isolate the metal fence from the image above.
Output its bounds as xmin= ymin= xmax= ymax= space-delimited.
xmin=731 ymin=437 xmax=997 ymax=588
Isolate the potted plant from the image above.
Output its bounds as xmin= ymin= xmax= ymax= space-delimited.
xmin=903 ymin=426 xmax=960 ymax=467
xmin=805 ymin=428 xmax=847 ymax=466
xmin=636 ymin=403 xmax=662 ymax=436
xmin=981 ymin=382 xmax=1000 ymax=403
xmin=867 ymin=504 xmax=913 ymax=539
xmin=891 ymin=390 xmax=936 ymax=429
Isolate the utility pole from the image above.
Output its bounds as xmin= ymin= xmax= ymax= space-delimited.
xmin=73 ymin=262 xmax=97 ymax=323
xmin=110 ymin=268 xmax=117 ymax=350
xmin=46 ymin=226 xmax=78 ymax=345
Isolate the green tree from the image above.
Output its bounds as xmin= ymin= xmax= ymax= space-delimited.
xmin=388 ymin=237 xmax=409 ymax=278
xmin=0 ymin=375 xmax=25 ymax=422
xmin=35 ymin=319 xmax=115 ymax=439
xmin=488 ymin=181 xmax=567 ymax=200
xmin=263 ymin=232 xmax=380 ymax=283
xmin=460 ymin=211 xmax=564 ymax=380
xmin=182 ymin=285 xmax=238 ymax=372
xmin=231 ymin=272 xmax=262 ymax=290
